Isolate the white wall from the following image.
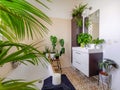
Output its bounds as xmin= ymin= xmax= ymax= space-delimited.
xmin=77 ymin=0 xmax=120 ymax=90
xmin=28 ymin=0 xmax=77 ymax=19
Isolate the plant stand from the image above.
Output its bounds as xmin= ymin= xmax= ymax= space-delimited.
xmin=99 ymin=72 xmax=112 ymax=90
xmin=51 ymin=58 xmax=62 ymax=73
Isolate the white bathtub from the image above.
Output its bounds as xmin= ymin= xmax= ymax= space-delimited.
xmin=6 ymin=59 xmax=54 ymax=89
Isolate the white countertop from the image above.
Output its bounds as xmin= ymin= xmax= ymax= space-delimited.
xmin=72 ymin=47 xmax=103 ymax=53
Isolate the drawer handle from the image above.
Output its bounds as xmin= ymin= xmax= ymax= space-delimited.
xmin=75 ymin=52 xmax=81 ymax=54
xmin=76 ymin=61 xmax=81 ymax=64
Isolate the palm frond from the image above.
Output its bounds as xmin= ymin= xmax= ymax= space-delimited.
xmin=0 ymin=79 xmax=39 ymax=90
xmin=0 ymin=0 xmax=51 ymax=41
xmin=0 ymin=41 xmax=49 ymax=66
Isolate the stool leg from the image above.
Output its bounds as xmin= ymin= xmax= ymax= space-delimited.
xmin=58 ymin=60 xmax=62 ymax=73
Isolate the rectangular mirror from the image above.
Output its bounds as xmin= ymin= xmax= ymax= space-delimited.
xmin=88 ymin=9 xmax=99 ymax=39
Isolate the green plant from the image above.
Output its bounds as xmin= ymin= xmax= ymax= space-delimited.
xmin=54 ymin=51 xmax=60 ymax=59
xmin=43 ymin=46 xmax=50 ymax=55
xmin=92 ymin=38 xmax=105 ymax=45
xmin=72 ymin=4 xmax=87 ymax=17
xmin=77 ymin=33 xmax=92 ymax=47
xmin=0 ymin=79 xmax=39 ymax=90
xmin=45 ymin=46 xmax=50 ymax=53
xmin=50 ymin=35 xmax=57 ymax=52
xmin=0 ymin=0 xmax=51 ymax=89
xmin=72 ymin=4 xmax=88 ymax=27
xmin=59 ymin=39 xmax=65 ymax=56
xmin=0 ymin=0 xmax=51 ymax=42
xmin=99 ymin=58 xmax=118 ymax=75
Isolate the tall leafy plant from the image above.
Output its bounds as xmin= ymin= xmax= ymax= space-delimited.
xmin=50 ymin=35 xmax=57 ymax=52
xmin=0 ymin=0 xmax=51 ymax=89
xmin=59 ymin=39 xmax=65 ymax=56
xmin=72 ymin=4 xmax=87 ymax=28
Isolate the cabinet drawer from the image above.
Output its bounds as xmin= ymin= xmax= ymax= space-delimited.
xmin=72 ymin=61 xmax=81 ymax=70
xmin=80 ymin=65 xmax=89 ymax=76
xmin=73 ymin=51 xmax=81 ymax=59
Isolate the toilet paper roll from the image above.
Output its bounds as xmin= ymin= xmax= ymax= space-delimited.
xmin=52 ymin=73 xmax=61 ymax=85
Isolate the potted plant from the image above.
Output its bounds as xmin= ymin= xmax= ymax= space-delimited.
xmin=72 ymin=4 xmax=89 ymax=28
xmin=50 ymin=35 xmax=57 ymax=59
xmin=92 ymin=38 xmax=105 ymax=49
xmin=99 ymin=59 xmax=118 ymax=87
xmin=54 ymin=51 xmax=60 ymax=59
xmin=77 ymin=33 xmax=92 ymax=47
xmin=54 ymin=39 xmax=65 ymax=59
xmin=50 ymin=35 xmax=57 ymax=52
xmin=59 ymin=39 xmax=65 ymax=56
xmin=43 ymin=46 xmax=50 ymax=58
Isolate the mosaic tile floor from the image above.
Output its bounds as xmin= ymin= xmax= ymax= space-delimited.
xmin=54 ymin=67 xmax=110 ymax=90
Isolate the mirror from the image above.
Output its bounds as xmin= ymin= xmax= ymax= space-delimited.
xmin=88 ymin=9 xmax=99 ymax=39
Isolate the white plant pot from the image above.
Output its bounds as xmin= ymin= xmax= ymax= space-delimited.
xmin=50 ymin=53 xmax=55 ymax=60
xmin=52 ymin=73 xmax=61 ymax=85
xmin=95 ymin=44 xmax=102 ymax=49
xmin=99 ymin=73 xmax=111 ymax=85
xmin=88 ymin=44 xmax=96 ymax=49
xmin=45 ymin=53 xmax=49 ymax=58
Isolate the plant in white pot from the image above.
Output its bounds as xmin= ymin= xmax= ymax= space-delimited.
xmin=43 ymin=46 xmax=50 ymax=58
xmin=92 ymin=38 xmax=105 ymax=49
xmin=99 ymin=58 xmax=118 ymax=88
xmin=50 ymin=35 xmax=57 ymax=59
xmin=77 ymin=33 xmax=92 ymax=47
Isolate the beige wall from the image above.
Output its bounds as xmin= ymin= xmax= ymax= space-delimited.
xmin=0 ymin=63 xmax=13 ymax=78
xmin=47 ymin=17 xmax=72 ymax=67
xmin=23 ymin=17 xmax=72 ymax=68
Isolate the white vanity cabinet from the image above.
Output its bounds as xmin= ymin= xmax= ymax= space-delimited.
xmin=72 ymin=47 xmax=103 ymax=77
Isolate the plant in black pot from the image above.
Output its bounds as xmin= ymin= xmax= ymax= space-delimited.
xmin=50 ymin=35 xmax=57 ymax=59
xmin=54 ymin=39 xmax=65 ymax=59
xmin=77 ymin=33 xmax=92 ymax=47
xmin=54 ymin=51 xmax=60 ymax=59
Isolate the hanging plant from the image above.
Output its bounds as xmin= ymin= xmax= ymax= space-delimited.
xmin=72 ymin=4 xmax=90 ymax=28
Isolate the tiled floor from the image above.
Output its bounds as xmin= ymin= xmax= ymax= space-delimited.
xmin=54 ymin=66 xmax=110 ymax=90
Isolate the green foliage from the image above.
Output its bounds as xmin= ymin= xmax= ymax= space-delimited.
xmin=59 ymin=39 xmax=65 ymax=56
xmin=99 ymin=59 xmax=118 ymax=74
xmin=92 ymin=38 xmax=105 ymax=45
xmin=45 ymin=46 xmax=50 ymax=53
xmin=0 ymin=79 xmax=39 ymax=90
xmin=76 ymin=18 xmax=83 ymax=27
xmin=54 ymin=50 xmax=60 ymax=59
xmin=77 ymin=33 xmax=92 ymax=47
xmin=50 ymin=35 xmax=57 ymax=52
xmin=72 ymin=4 xmax=87 ymax=17
xmin=72 ymin=4 xmax=88 ymax=28
xmin=48 ymin=37 xmax=65 ymax=58
xmin=0 ymin=41 xmax=48 ymax=66
xmin=0 ymin=0 xmax=51 ymax=89
xmin=85 ymin=18 xmax=90 ymax=28
xmin=0 ymin=0 xmax=51 ymax=41
xmin=59 ymin=39 xmax=64 ymax=47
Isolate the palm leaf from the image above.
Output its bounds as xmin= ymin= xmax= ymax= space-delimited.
xmin=0 ymin=79 xmax=39 ymax=90
xmin=0 ymin=0 xmax=51 ymax=41
xmin=0 ymin=41 xmax=49 ymax=66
